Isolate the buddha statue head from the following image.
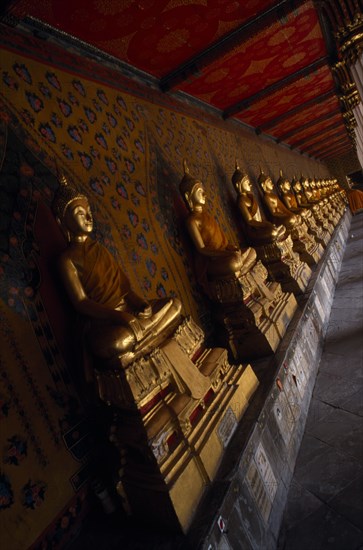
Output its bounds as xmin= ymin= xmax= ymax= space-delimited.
xmin=179 ymin=159 xmax=205 ymax=212
xmin=52 ymin=174 xmax=92 ymax=242
xmin=231 ymin=160 xmax=252 ymax=194
xmin=276 ymin=170 xmax=291 ymax=195
xmin=258 ymin=168 xmax=274 ymax=193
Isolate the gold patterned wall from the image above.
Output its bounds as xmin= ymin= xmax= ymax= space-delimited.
xmin=0 ymin=25 xmax=333 ymax=549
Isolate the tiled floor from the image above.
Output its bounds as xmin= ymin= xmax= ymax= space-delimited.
xmin=277 ymin=213 xmax=363 ymax=550
xmin=67 ymin=214 xmax=363 ymax=550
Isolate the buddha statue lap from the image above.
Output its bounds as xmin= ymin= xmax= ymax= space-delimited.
xmin=258 ymin=169 xmax=322 ymax=266
xmin=179 ymin=160 xmax=298 ymax=360
xmin=232 ymin=162 xmax=312 ymax=294
xmin=52 ymin=175 xmax=259 ymax=531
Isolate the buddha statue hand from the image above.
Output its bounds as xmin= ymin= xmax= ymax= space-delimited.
xmin=137 ymin=304 xmax=153 ymax=319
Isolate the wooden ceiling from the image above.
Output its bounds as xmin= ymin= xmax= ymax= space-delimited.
xmin=2 ymin=0 xmax=358 ymax=161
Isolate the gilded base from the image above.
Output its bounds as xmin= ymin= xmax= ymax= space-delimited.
xmin=95 ymin=316 xmax=259 ymax=532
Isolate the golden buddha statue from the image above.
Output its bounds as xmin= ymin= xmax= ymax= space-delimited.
xmin=232 ymin=161 xmax=286 ymax=244
xmin=180 ymin=160 xmax=298 ymax=360
xmin=258 ymin=169 xmax=300 ymax=230
xmin=277 ymin=172 xmax=328 ymax=249
xmin=232 ymin=162 xmax=311 ymax=294
xmin=52 ymin=176 xmax=182 ymax=367
xmin=52 ymin=174 xmax=261 ymax=531
xmin=179 ymin=160 xmax=258 ymax=288
xmin=258 ymin=169 xmax=322 ymax=266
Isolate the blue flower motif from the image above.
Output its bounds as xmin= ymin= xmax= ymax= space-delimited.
xmin=39 ymin=123 xmax=56 ymax=143
xmin=68 ymin=126 xmax=82 ymax=143
xmin=51 ymin=113 xmax=62 ymax=128
xmin=90 ymin=146 xmax=100 ymax=159
xmin=150 ymin=242 xmax=158 ymax=254
xmin=78 ymin=118 xmax=89 ymax=133
xmin=141 ymin=219 xmax=150 ymax=232
xmin=142 ymin=278 xmax=152 ymax=292
xmin=125 ymin=117 xmax=135 ymax=131
xmin=78 ymin=151 xmax=93 ymax=170
xmin=107 ymin=112 xmax=117 ymax=127
xmin=131 ymin=193 xmax=140 ymax=206
xmin=90 ymin=178 xmax=104 ymax=196
xmin=161 ymin=268 xmax=168 ymax=280
xmin=20 ymin=109 xmax=35 ymax=126
xmin=57 ymin=98 xmax=72 ymax=117
xmin=134 ymin=139 xmax=144 ymax=154
xmin=136 ymin=233 xmax=148 ymax=250
xmin=38 ymin=83 xmax=51 ymax=97
xmin=116 ymin=135 xmax=128 ymax=151
xmin=121 ymin=225 xmax=131 ymax=239
xmin=101 ymin=173 xmax=111 ymax=186
xmin=0 ymin=474 xmax=14 ymax=510
xmin=45 ymin=71 xmax=61 ymax=90
xmin=156 ymin=283 xmax=167 ymax=298
xmin=146 ymin=258 xmax=156 ymax=277
xmin=84 ymin=107 xmax=97 ymax=123
xmin=127 ymin=210 xmax=139 ymax=227
xmin=116 ymin=95 xmax=127 ymax=110
xmin=95 ymin=133 xmax=108 ymax=150
xmin=61 ymin=144 xmax=74 ymax=160
xmin=93 ymin=99 xmax=102 ymax=112
xmin=131 ymin=250 xmax=141 ymax=263
xmin=13 ymin=63 xmax=32 ymax=84
xmin=116 ymin=182 xmax=128 ymax=199
xmin=72 ymin=80 xmax=86 ymax=96
xmin=25 ymin=92 xmax=44 ymax=113
xmin=110 ymin=196 xmax=121 ymax=210
xmin=125 ymin=158 xmax=135 ymax=173
xmin=3 ymin=72 xmax=19 ymax=90
xmin=135 ymin=181 xmax=146 ymax=196
xmin=102 ymin=122 xmax=111 ymax=135
xmin=97 ymin=89 xmax=109 ymax=105
xmin=105 ymin=156 xmax=117 ymax=174
xmin=68 ymin=92 xmax=79 ymax=106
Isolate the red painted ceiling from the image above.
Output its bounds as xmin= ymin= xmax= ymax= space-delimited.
xmin=4 ymin=0 xmax=353 ymax=161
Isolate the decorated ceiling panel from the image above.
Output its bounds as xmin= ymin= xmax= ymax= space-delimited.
xmin=2 ymin=0 xmax=357 ymax=162
xmin=269 ymin=96 xmax=342 ymax=137
xmin=234 ymin=65 xmax=335 ymax=128
xmin=177 ymin=2 xmax=325 ymax=109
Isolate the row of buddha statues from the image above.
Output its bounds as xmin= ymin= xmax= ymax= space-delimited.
xmin=51 ymin=162 xmax=347 ymax=531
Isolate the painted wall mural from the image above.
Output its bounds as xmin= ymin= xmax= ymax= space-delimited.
xmin=0 ymin=26 xmax=332 ymax=549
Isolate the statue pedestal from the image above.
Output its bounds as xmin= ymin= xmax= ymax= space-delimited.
xmin=207 ymin=261 xmax=298 ymax=361
xmin=253 ymin=235 xmax=312 ymax=295
xmin=94 ymin=316 xmax=259 ymax=532
xmin=290 ymin=224 xmax=324 ymax=266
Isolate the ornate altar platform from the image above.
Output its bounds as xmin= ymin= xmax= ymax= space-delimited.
xmin=184 ymin=208 xmax=351 ymax=549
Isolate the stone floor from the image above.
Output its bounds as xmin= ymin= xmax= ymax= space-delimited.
xmin=277 ymin=212 xmax=363 ymax=550
xmin=67 ymin=213 xmax=363 ymax=550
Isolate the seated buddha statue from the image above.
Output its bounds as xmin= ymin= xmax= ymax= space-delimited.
xmin=277 ymin=172 xmax=314 ymax=220
xmin=179 ymin=160 xmax=258 ymax=292
xmin=258 ymin=169 xmax=300 ymax=230
xmin=232 ymin=161 xmax=286 ymax=244
xmin=52 ymin=176 xmax=182 ymax=366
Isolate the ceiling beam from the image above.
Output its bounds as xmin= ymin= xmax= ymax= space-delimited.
xmin=301 ymin=131 xmax=348 ymax=153
xmin=256 ymin=89 xmax=336 ymax=134
xmin=160 ymin=0 xmax=309 ymax=92
xmin=276 ymin=109 xmax=342 ymax=142
xmin=307 ymin=134 xmax=350 ymax=153
xmin=319 ymin=145 xmax=353 ymax=159
xmin=223 ymin=57 xmax=330 ymax=119
xmin=290 ymin=121 xmax=346 ymax=148
xmin=306 ymin=136 xmax=351 ymax=156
